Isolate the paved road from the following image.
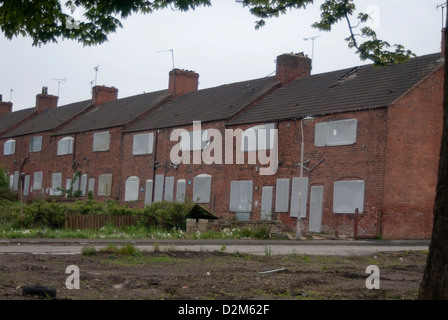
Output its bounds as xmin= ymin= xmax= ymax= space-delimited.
xmin=0 ymin=238 xmax=430 ymax=256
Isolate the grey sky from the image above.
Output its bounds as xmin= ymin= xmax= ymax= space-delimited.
xmin=0 ymin=0 xmax=444 ymax=111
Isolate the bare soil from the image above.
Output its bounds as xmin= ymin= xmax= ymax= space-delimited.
xmin=0 ymin=248 xmax=427 ymax=301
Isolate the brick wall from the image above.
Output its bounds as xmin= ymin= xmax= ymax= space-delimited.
xmin=382 ymin=68 xmax=444 ymax=239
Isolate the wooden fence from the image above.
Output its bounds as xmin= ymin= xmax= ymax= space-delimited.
xmin=65 ymin=214 xmax=137 ymax=230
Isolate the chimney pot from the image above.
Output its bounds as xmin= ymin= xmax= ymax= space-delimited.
xmin=276 ymin=53 xmax=311 ymax=85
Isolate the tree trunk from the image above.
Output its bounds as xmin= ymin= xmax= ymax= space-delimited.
xmin=419 ymin=26 xmax=448 ymax=300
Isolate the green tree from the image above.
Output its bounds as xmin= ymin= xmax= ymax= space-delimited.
xmin=0 ymin=167 xmax=8 ymax=187
xmin=0 ymin=0 xmax=446 ymax=299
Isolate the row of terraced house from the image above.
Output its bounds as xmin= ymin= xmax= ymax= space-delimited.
xmin=0 ymin=46 xmax=444 ymax=239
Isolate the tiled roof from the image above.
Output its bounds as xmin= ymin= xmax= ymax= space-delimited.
xmin=125 ymin=76 xmax=279 ymax=132
xmin=0 ymin=108 xmax=35 ymax=134
xmin=55 ymin=90 xmax=168 ymax=135
xmin=3 ymin=100 xmax=91 ymax=138
xmin=228 ymin=53 xmax=444 ymax=125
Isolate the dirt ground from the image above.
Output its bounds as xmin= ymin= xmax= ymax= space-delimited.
xmin=0 ymin=247 xmax=427 ymax=301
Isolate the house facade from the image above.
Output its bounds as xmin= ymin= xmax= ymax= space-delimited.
xmin=0 ymin=50 xmax=443 ymax=239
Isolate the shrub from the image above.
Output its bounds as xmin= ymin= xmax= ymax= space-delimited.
xmin=137 ymin=201 xmax=194 ymax=230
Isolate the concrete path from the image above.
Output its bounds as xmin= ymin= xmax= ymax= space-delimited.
xmin=0 ymin=238 xmax=430 ymax=256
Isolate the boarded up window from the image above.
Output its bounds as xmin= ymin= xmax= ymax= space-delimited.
xmin=133 ymin=133 xmax=154 ymax=155
xmin=154 ymin=175 xmax=164 ymax=202
xmin=144 ymin=180 xmax=153 ymax=205
xmin=309 ymin=186 xmax=324 ymax=233
xmin=315 ymin=119 xmax=357 ymax=147
xmin=229 ymin=180 xmax=253 ymax=212
xmin=65 ymin=179 xmax=72 ymax=197
xmin=23 ymin=175 xmax=30 ymax=196
xmin=290 ymin=177 xmax=309 ymax=218
xmin=29 ymin=136 xmax=42 ymax=152
xmin=92 ymin=131 xmax=110 ymax=152
xmin=33 ymin=171 xmax=43 ymax=190
xmin=72 ymin=175 xmax=80 ymax=193
xmin=180 ymin=130 xmax=209 ymax=151
xmin=98 ymin=174 xmax=112 ymax=196
xmin=51 ymin=172 xmax=63 ymax=196
xmin=3 ymin=139 xmax=15 ymax=155
xmin=88 ymin=178 xmax=95 ymax=193
xmin=275 ymin=178 xmax=290 ymax=212
xmin=80 ymin=174 xmax=88 ymax=196
xmin=57 ymin=137 xmax=74 ymax=155
xmin=176 ymin=179 xmax=186 ymax=202
xmin=193 ymin=174 xmax=211 ymax=203
xmin=124 ymin=176 xmax=139 ymax=201
xmin=164 ymin=176 xmax=175 ymax=201
xmin=333 ymin=180 xmax=365 ymax=213
xmin=12 ymin=171 xmax=19 ymax=191
xmin=241 ymin=123 xmax=275 ymax=151
xmin=261 ymin=186 xmax=273 ymax=220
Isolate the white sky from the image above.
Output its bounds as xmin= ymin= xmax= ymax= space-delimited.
xmin=0 ymin=0 xmax=445 ymax=111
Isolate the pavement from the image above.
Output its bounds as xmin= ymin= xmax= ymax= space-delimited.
xmin=0 ymin=238 xmax=430 ymax=256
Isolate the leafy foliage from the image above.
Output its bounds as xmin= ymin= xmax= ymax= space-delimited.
xmin=137 ymin=200 xmax=196 ymax=230
xmin=238 ymin=0 xmax=415 ymax=65
xmin=0 ymin=0 xmax=211 ymax=46
xmin=0 ymin=0 xmax=414 ymax=65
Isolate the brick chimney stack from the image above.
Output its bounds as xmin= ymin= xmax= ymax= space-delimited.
xmin=168 ymin=69 xmax=199 ymax=98
xmin=276 ymin=52 xmax=311 ymax=85
xmin=0 ymin=94 xmax=13 ymax=116
xmin=92 ymin=85 xmax=118 ymax=106
xmin=35 ymin=87 xmax=58 ymax=114
xmin=442 ymin=28 xmax=446 ymax=58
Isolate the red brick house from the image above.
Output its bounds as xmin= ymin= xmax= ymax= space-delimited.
xmin=0 ymin=51 xmax=443 ymax=239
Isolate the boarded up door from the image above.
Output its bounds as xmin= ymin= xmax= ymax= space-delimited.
xmin=309 ymin=186 xmax=324 ymax=233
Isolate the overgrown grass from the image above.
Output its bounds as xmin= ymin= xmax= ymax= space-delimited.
xmin=0 ymin=199 xmax=277 ymax=240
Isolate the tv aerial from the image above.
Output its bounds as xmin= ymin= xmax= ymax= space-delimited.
xmin=156 ymin=49 xmax=175 ymax=69
xmin=52 ymin=77 xmax=67 ymax=97
xmin=304 ymin=35 xmax=321 ymax=71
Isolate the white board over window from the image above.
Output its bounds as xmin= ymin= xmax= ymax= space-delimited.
xmin=275 ymin=178 xmax=290 ymax=213
xmin=57 ymin=137 xmax=74 ymax=155
xmin=93 ymin=131 xmax=110 ymax=152
xmin=164 ymin=176 xmax=175 ymax=201
xmin=290 ymin=177 xmax=309 ymax=218
xmin=50 ymin=172 xmax=63 ymax=196
xmin=333 ymin=180 xmax=365 ymax=214
xmin=315 ymin=119 xmax=358 ymax=147
xmin=229 ymin=180 xmax=253 ymax=212
xmin=176 ymin=179 xmax=186 ymax=202
xmin=33 ymin=171 xmax=43 ymax=191
xmin=98 ymin=174 xmax=112 ymax=196
xmin=124 ymin=176 xmax=139 ymax=201
xmin=193 ymin=174 xmax=211 ymax=203
xmin=133 ymin=132 xmax=154 ymax=155
xmin=3 ymin=139 xmax=15 ymax=155
xmin=29 ymin=136 xmax=42 ymax=152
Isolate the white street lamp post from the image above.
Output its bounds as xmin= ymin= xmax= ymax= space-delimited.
xmin=297 ymin=116 xmax=314 ymax=239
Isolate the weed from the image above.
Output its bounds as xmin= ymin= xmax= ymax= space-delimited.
xmin=263 ymin=246 xmax=272 ymax=257
xmin=81 ymin=246 xmax=96 ymax=256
